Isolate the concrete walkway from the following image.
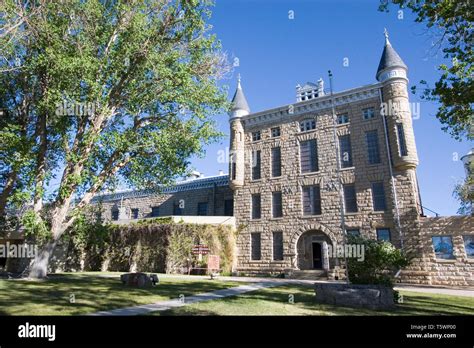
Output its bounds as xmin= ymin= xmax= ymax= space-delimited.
xmin=89 ymin=281 xmax=285 ymax=316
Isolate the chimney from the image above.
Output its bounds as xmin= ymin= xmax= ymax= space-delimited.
xmin=218 ymin=170 xmax=224 ymax=176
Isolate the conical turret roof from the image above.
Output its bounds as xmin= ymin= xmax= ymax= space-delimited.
xmin=376 ymin=30 xmax=407 ymax=81
xmin=231 ymin=76 xmax=250 ymax=113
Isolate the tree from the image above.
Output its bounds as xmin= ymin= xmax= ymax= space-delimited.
xmin=379 ymin=0 xmax=473 ymax=141
xmin=453 ymin=178 xmax=473 ymax=215
xmin=0 ymin=0 xmax=230 ymax=278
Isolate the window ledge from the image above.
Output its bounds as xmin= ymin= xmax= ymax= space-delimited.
xmin=250 ymin=179 xmax=263 ymax=183
xmin=301 ymin=215 xmax=322 ymax=219
xmin=434 ymin=259 xmax=457 ymax=263
xmin=270 ymin=217 xmax=284 ymax=221
xmin=340 ymin=166 xmax=355 ymax=171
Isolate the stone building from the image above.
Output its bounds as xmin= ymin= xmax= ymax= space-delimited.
xmin=86 ymin=33 xmax=473 ymax=285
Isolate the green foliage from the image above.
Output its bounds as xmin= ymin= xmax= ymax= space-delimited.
xmin=453 ymin=177 xmax=473 ymax=215
xmin=0 ymin=0 xmax=230 ymax=248
xmin=61 ymin=217 xmax=235 ymax=275
xmin=346 ymin=235 xmax=411 ymax=287
xmin=21 ymin=210 xmax=51 ymax=244
xmin=379 ymin=0 xmax=473 ymax=141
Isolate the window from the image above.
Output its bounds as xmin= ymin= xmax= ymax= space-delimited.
xmin=271 ymin=127 xmax=281 ymax=137
xmin=343 ymin=184 xmax=358 ymax=213
xmin=397 ymin=123 xmax=408 ymax=156
xmin=463 ymin=236 xmax=474 ymax=258
xmin=339 ymin=135 xmax=353 ymax=168
xmin=251 ymin=233 xmax=261 ymax=260
xmin=432 ymin=236 xmax=455 ymax=259
xmin=300 ymin=139 xmax=318 ymax=173
xmin=273 ymin=232 xmax=284 ymax=261
xmin=271 ymin=147 xmax=282 ymax=177
xmin=231 ymin=162 xmax=236 ymax=180
xmin=347 ymin=229 xmax=360 ymax=237
xmin=151 ymin=206 xmax=160 ymax=217
xmin=363 ymin=107 xmax=375 ymax=120
xmin=251 ymin=194 xmax=261 ymax=219
xmin=251 ymin=150 xmax=261 ymax=180
xmin=300 ymin=119 xmax=316 ymax=132
xmin=197 ymin=202 xmax=208 ymax=216
xmin=224 ymin=199 xmax=234 ymax=216
xmin=302 ymin=185 xmax=322 ymax=215
xmin=173 ymin=202 xmax=183 ymax=215
xmin=376 ymin=228 xmax=391 ymax=242
xmin=366 ymin=130 xmax=381 ymax=164
xmin=131 ymin=208 xmax=139 ymax=219
xmin=337 ymin=113 xmax=349 ymax=124
xmin=272 ymin=191 xmax=283 ymax=218
xmin=372 ymin=182 xmax=387 ymax=211
xmin=111 ymin=209 xmax=119 ymax=221
xmin=252 ymin=131 xmax=261 ymax=142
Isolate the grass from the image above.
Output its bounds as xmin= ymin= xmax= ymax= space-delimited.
xmin=0 ymin=272 xmax=244 ymax=315
xmin=1 ymin=273 xmax=473 ymax=316
xmin=153 ymin=284 xmax=474 ymax=316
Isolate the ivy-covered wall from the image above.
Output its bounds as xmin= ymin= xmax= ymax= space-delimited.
xmin=49 ymin=219 xmax=237 ymax=275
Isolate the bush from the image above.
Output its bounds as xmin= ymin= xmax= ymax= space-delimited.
xmin=346 ymin=235 xmax=411 ymax=287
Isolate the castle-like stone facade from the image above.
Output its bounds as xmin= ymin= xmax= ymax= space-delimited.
xmin=89 ymin=35 xmax=473 ymax=286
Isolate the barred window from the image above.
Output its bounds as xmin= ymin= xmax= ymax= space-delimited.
xmin=251 ymin=233 xmax=262 ymax=260
xmin=271 ymin=127 xmax=281 ymax=137
xmin=372 ymin=182 xmax=387 ymax=211
xmin=397 ymin=123 xmax=408 ymax=156
xmin=337 ymin=113 xmax=349 ymax=124
xmin=363 ymin=107 xmax=375 ymax=120
xmin=273 ymin=232 xmax=284 ymax=261
xmin=300 ymin=119 xmax=316 ymax=132
xmin=252 ymin=150 xmax=261 ymax=180
xmin=300 ymin=139 xmax=319 ymax=173
xmin=251 ymin=194 xmax=261 ymax=219
xmin=271 ymin=147 xmax=282 ymax=177
xmin=272 ymin=191 xmax=283 ymax=218
xmin=366 ymin=130 xmax=381 ymax=164
xmin=377 ymin=228 xmax=391 ymax=242
xmin=339 ymin=135 xmax=353 ymax=168
xmin=343 ymin=184 xmax=358 ymax=213
xmin=252 ymin=131 xmax=261 ymax=142
xmin=302 ymin=185 xmax=322 ymax=215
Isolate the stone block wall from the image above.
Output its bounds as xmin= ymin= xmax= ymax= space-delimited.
xmin=400 ymin=216 xmax=474 ymax=287
xmin=233 ymin=88 xmax=421 ymax=274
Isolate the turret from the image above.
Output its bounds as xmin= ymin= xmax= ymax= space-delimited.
xmin=377 ymin=29 xmax=418 ymax=171
xmin=229 ymin=75 xmax=250 ymax=189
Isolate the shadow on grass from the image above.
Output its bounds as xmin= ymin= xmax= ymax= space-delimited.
xmin=0 ymin=273 xmax=241 ymax=316
xmin=153 ymin=284 xmax=474 ymax=316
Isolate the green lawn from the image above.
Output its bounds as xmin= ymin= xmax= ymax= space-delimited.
xmin=154 ymin=284 xmax=474 ymax=316
xmin=1 ymin=273 xmax=472 ymax=316
xmin=0 ymin=272 xmax=243 ymax=315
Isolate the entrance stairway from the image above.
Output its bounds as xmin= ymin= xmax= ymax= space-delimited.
xmin=285 ymin=269 xmax=328 ymax=280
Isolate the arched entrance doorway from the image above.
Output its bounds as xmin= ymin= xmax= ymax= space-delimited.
xmin=296 ymin=230 xmax=333 ymax=270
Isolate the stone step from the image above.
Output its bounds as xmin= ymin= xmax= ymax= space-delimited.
xmin=286 ymin=269 xmax=328 ymax=280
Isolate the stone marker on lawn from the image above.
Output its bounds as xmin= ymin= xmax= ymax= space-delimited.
xmin=120 ymin=273 xmax=159 ymax=288
xmin=314 ymin=283 xmax=395 ymax=310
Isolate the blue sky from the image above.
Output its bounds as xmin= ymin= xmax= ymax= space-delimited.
xmin=189 ymin=0 xmax=472 ymax=217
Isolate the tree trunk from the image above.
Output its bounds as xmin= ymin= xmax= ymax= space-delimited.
xmin=28 ymin=197 xmax=72 ymax=279
xmin=28 ymin=239 xmax=58 ymax=278
xmin=0 ymin=171 xmax=17 ymax=217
